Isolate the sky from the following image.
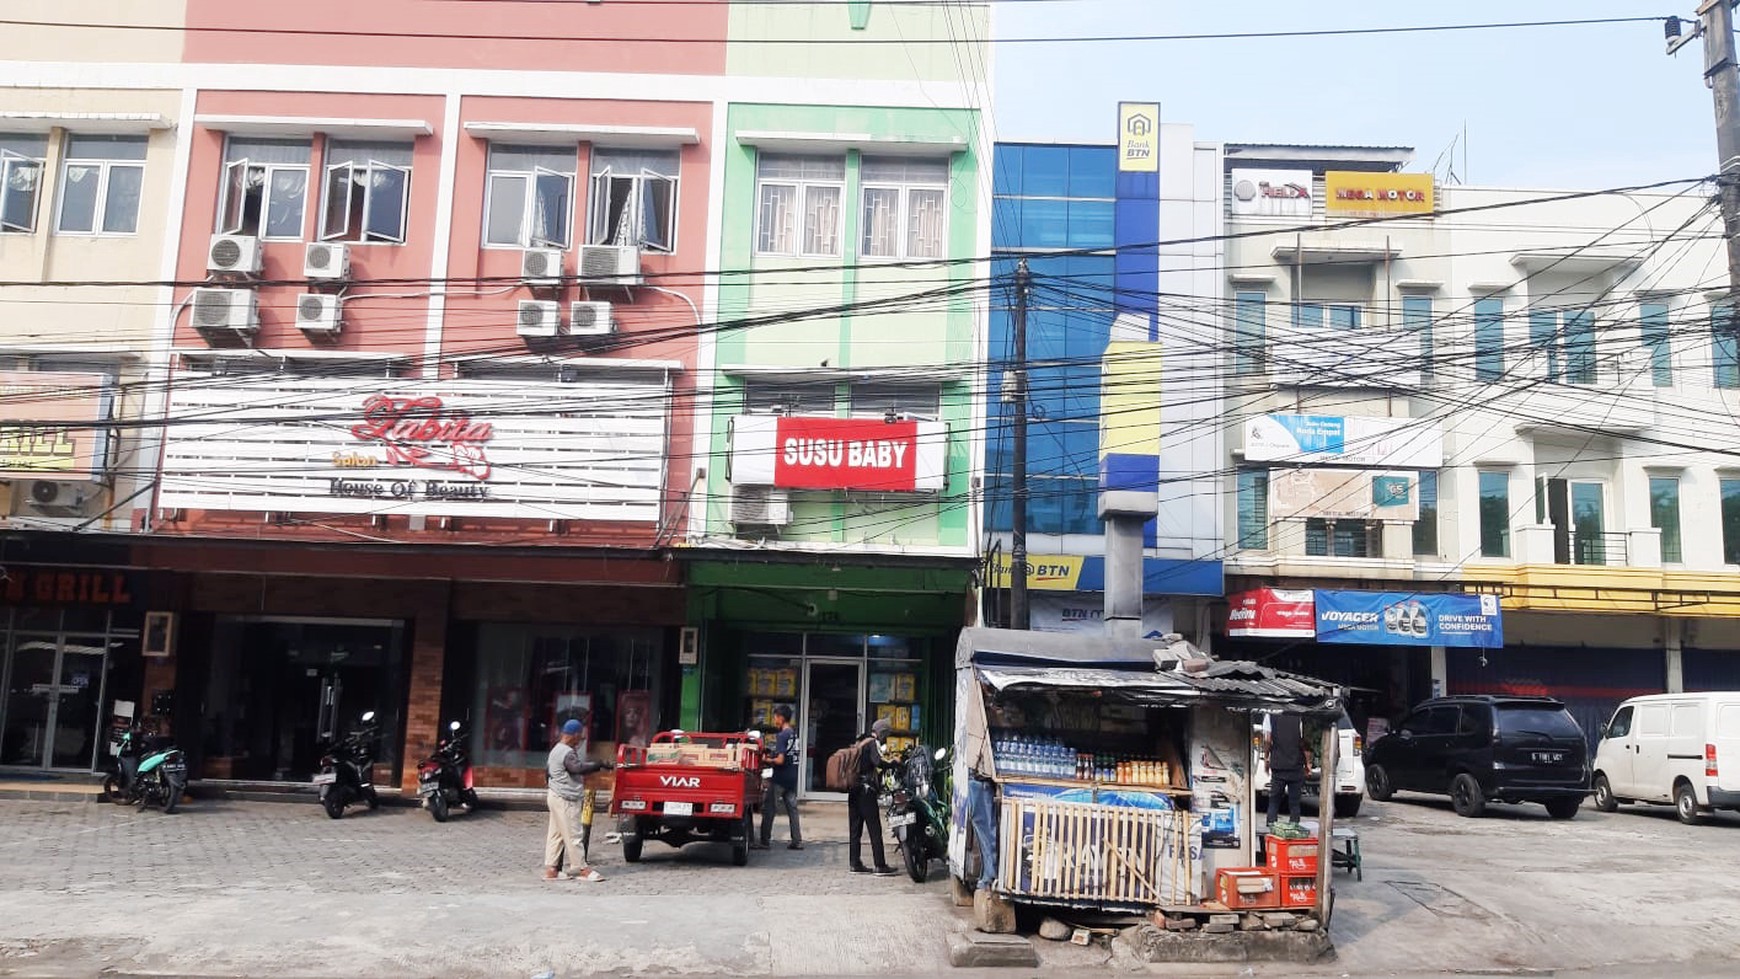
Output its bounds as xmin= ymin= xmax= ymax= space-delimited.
xmin=991 ymin=0 xmax=1717 ymax=189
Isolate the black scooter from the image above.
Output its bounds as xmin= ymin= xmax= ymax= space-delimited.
xmin=315 ymin=710 xmax=380 ymax=819
xmin=417 ymin=720 xmax=480 ymax=822
xmin=100 ymin=723 xmax=187 ymax=814
xmin=887 ymin=743 xmax=951 ymax=882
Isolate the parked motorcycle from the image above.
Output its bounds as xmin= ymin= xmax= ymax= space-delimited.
xmin=887 ymin=743 xmax=951 ymax=882
xmin=417 ymin=720 xmax=480 ymax=822
xmin=100 ymin=723 xmax=187 ymax=814
xmin=315 ymin=710 xmax=380 ymax=820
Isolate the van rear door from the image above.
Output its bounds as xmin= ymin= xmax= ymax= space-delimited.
xmin=1715 ymin=701 xmax=1740 ymax=796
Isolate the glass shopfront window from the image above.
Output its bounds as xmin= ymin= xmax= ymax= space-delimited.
xmin=1 ymin=607 xmax=139 ymax=772
xmin=738 ymin=631 xmax=930 ymax=797
xmin=470 ymin=623 xmax=660 ymax=772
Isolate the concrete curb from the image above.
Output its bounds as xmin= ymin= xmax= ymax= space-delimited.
xmin=0 ymin=788 xmax=103 ymax=803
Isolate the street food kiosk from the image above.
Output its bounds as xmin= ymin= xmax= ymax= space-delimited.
xmin=948 ymin=628 xmax=1342 ymax=911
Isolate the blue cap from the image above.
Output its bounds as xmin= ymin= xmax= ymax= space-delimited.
xmin=561 ymin=719 xmax=583 ymax=735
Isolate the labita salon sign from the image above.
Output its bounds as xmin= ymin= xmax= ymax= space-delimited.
xmin=337 ymin=394 xmax=495 ymax=481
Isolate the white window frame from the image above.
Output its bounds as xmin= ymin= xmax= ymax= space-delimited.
xmin=55 ymin=152 xmax=145 ymax=237
xmin=858 ymin=178 xmax=948 ymax=261
xmin=589 ymin=166 xmax=677 ymax=254
xmin=320 ymin=159 xmax=411 ymax=245
xmin=218 ymin=157 xmax=311 ymax=241
xmin=484 ymin=160 xmax=575 ymax=250
xmin=755 ymin=170 xmax=843 ymax=259
xmin=1 ymin=150 xmax=44 ymax=234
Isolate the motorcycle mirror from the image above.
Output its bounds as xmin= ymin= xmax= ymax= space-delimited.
xmin=449 ymin=720 xmax=461 ymax=731
xmin=934 ymin=747 xmax=947 ymax=761
xmin=361 ymin=711 xmax=377 ymax=723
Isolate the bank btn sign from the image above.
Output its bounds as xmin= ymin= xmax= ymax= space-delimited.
xmin=1117 ymin=102 xmax=1160 ymax=173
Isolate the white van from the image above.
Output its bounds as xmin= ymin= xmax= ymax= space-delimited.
xmin=1252 ymin=711 xmax=1366 ymax=818
xmin=1592 ymin=692 xmax=1740 ymax=824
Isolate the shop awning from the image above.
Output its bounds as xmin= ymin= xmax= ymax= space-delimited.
xmin=958 ymin=627 xmax=1341 ymax=712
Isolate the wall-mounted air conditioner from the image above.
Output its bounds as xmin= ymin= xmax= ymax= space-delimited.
xmin=304 ymin=242 xmax=351 ymax=280
xmin=517 ymin=299 xmax=561 ymax=338
xmin=190 ymin=287 xmax=259 ymax=337
xmin=576 ymin=244 xmax=641 ymax=286
xmin=521 ymin=247 xmax=565 ymax=286
xmin=295 ymin=293 xmax=342 ymax=334
xmin=729 ymin=485 xmax=791 ymax=527
xmin=207 ymin=234 xmax=263 ymax=275
xmin=26 ymin=480 xmax=93 ymax=514
xmin=569 ymin=301 xmax=615 ymax=337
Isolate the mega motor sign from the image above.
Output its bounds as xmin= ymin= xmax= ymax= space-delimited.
xmin=730 ymin=414 xmax=947 ymax=492
xmin=1323 ymin=171 xmax=1434 ymax=217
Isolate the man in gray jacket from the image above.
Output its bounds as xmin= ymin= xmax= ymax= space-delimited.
xmin=545 ymin=718 xmax=611 ymax=881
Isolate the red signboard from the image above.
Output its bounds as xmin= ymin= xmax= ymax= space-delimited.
xmin=1226 ymin=588 xmax=1316 ymax=638
xmin=771 ymin=416 xmax=920 ymax=491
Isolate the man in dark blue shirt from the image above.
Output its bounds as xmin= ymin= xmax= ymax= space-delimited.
xmin=755 ymin=705 xmax=803 ymax=850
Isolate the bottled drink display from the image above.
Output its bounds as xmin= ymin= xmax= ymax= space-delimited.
xmin=991 ymin=732 xmax=1172 ymax=786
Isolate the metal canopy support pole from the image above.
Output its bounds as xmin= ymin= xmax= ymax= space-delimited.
xmin=1314 ymin=725 xmax=1337 ymax=925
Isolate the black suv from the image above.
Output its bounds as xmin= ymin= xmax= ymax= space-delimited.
xmin=1365 ymin=695 xmax=1590 ymax=819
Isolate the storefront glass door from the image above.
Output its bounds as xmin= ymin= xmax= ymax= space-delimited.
xmin=0 ymin=638 xmax=109 ymax=770
xmin=803 ymin=660 xmax=863 ymax=797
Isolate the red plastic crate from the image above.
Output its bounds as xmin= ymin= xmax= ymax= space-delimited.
xmin=1281 ymin=874 xmax=1318 ymax=909
xmin=1265 ymin=835 xmax=1320 ymax=875
xmin=1214 ymin=868 xmax=1280 ymax=910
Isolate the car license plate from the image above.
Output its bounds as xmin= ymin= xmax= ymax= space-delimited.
xmin=664 ymin=801 xmax=693 ymax=816
xmin=311 ymin=772 xmax=337 ymax=785
xmin=417 ymin=782 xmax=437 ymax=796
xmin=709 ymin=802 xmax=737 ymax=814
xmin=1532 ymin=752 xmax=1564 ymax=764
xmin=890 ymin=812 xmax=916 ymax=828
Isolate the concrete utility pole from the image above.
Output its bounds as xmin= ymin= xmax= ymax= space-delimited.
xmin=1010 ymin=258 xmax=1031 ymax=630
xmin=1671 ymin=4 xmax=1740 ymax=296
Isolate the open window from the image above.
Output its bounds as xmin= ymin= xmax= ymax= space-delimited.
xmin=589 ymin=149 xmax=678 ymax=253
xmin=320 ymin=160 xmax=409 ymax=243
xmin=1 ymin=150 xmax=43 ymax=233
xmin=218 ymin=143 xmax=309 ymax=240
xmin=483 ymin=143 xmax=576 ymax=248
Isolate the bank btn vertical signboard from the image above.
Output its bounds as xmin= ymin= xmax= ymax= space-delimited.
xmin=1117 ymin=102 xmax=1160 ymax=173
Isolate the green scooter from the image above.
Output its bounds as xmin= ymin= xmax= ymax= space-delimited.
xmin=101 ymin=724 xmax=187 ymax=814
xmin=888 ymin=743 xmax=951 ymax=882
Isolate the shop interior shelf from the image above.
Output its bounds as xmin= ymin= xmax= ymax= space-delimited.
xmin=998 ymin=774 xmax=1193 ymax=795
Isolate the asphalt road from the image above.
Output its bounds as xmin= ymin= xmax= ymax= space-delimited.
xmin=1 ymin=790 xmax=1738 ymax=977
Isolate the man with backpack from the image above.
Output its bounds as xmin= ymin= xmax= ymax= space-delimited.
xmin=846 ymin=718 xmax=898 ymax=875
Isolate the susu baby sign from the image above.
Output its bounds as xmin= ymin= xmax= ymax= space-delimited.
xmin=730 ymin=414 xmax=947 ymax=493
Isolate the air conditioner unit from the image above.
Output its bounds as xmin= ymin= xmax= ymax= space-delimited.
xmin=295 ymin=293 xmax=342 ymax=334
xmin=521 ymin=247 xmax=566 ymax=286
xmin=206 ymin=234 xmax=263 ymax=275
xmin=303 ymin=242 xmax=351 ymax=280
xmin=729 ymin=485 xmax=791 ymax=527
xmin=577 ymin=244 xmax=641 ymax=285
xmin=568 ymin=301 xmax=615 ymax=337
xmin=516 ymin=299 xmax=562 ymax=338
xmin=189 ymin=287 xmax=259 ymax=336
xmin=26 ymin=480 xmax=92 ymax=513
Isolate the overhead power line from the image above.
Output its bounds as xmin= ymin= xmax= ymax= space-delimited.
xmin=0 ymin=15 xmax=1669 ymax=46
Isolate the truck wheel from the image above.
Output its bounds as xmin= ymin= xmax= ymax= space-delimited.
xmin=731 ymin=813 xmax=751 ymax=866
xmin=623 ymin=832 xmax=643 ymax=863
